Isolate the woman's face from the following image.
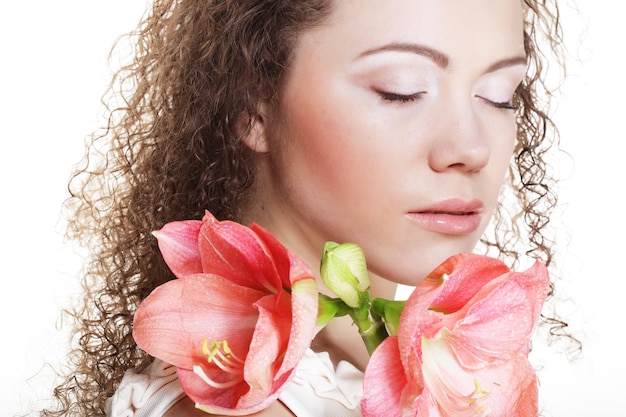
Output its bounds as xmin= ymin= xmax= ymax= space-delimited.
xmin=252 ymin=0 xmax=526 ymax=288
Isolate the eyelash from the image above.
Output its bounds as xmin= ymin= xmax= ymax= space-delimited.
xmin=485 ymin=99 xmax=519 ymax=111
xmin=377 ymin=91 xmax=424 ymax=103
xmin=377 ymin=91 xmax=519 ymax=111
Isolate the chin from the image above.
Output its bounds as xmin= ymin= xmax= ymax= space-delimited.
xmin=371 ymin=244 xmax=479 ymax=288
xmin=369 ymin=261 xmax=436 ymax=288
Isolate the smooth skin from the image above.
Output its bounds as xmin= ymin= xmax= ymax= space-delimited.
xmin=167 ymin=0 xmax=526 ymax=415
xmin=247 ymin=0 xmax=525 ymax=290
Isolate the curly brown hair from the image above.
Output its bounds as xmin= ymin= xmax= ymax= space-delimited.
xmin=43 ymin=0 xmax=572 ymax=416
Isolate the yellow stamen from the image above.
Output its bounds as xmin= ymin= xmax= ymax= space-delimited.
xmin=468 ymin=379 xmax=492 ymax=416
xmin=195 ymin=339 xmax=245 ymax=390
xmin=203 ymin=340 xmax=234 ymax=362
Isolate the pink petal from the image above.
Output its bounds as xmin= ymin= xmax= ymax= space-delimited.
xmin=478 ymin=357 xmax=539 ymax=417
xmin=397 ymin=255 xmax=497 ymax=357
xmin=411 ymin=390 xmax=444 ymax=417
xmin=143 ymin=212 xmax=319 ymax=415
xmin=289 ymin=254 xmax=316 ymax=285
xmin=386 ymin=255 xmax=547 ymax=416
xmin=513 ymin=261 xmax=550 ymax=321
xmin=251 ymin=223 xmax=292 ymax=289
xmin=398 ymin=255 xmax=547 ymax=367
xmin=506 ymin=362 xmax=539 ymax=417
xmin=177 ymin=366 xmax=249 ymax=409
xmin=428 ymin=253 xmax=510 ymax=314
xmin=397 ymin=292 xmax=444 ymax=369
xmin=276 ymin=277 xmax=319 ymax=376
xmin=178 ymin=291 xmax=297 ymax=414
xmin=362 ymin=336 xmax=406 ymax=417
xmin=198 ymin=211 xmax=282 ymax=292
xmin=419 ymin=337 xmax=538 ymax=416
xmin=239 ymin=292 xmax=292 ymax=408
xmin=420 ymin=335 xmax=484 ymax=415
xmin=133 ymin=274 xmax=264 ymax=369
xmin=152 ymin=220 xmax=203 ymax=278
xmin=445 ymin=261 xmax=550 ymax=367
xmin=178 ymin=367 xmax=281 ymax=416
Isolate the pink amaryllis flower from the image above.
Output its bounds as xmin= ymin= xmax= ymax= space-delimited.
xmin=133 ymin=211 xmax=318 ymax=415
xmin=362 ymin=253 xmax=549 ymax=417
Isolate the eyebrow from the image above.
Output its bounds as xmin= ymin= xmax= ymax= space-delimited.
xmin=358 ymin=42 xmax=450 ymax=68
xmin=357 ymin=42 xmax=527 ymax=73
xmin=484 ymin=55 xmax=528 ymax=73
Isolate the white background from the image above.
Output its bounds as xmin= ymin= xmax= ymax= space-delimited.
xmin=2 ymin=1 xmax=624 ymax=416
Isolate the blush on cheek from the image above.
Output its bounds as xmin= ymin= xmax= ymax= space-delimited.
xmin=279 ymin=100 xmax=357 ymax=180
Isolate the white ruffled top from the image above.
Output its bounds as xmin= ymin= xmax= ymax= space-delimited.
xmin=105 ymin=349 xmax=364 ymax=416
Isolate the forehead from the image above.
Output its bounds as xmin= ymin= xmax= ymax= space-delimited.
xmin=294 ymin=0 xmax=525 ymax=71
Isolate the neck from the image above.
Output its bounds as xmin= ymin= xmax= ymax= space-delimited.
xmin=242 ymin=168 xmax=398 ymax=370
xmin=312 ymin=314 xmax=371 ymax=371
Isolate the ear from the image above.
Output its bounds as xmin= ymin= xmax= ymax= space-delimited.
xmin=240 ymin=106 xmax=270 ymax=154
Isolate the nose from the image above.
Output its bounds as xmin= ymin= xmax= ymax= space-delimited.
xmin=427 ymin=102 xmax=490 ymax=173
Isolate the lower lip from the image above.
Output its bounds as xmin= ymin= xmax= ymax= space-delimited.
xmin=406 ymin=212 xmax=482 ymax=235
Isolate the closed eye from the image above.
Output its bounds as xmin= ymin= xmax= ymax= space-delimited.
xmin=377 ymin=90 xmax=425 ymax=103
xmin=491 ymin=100 xmax=518 ymax=110
xmin=478 ymin=96 xmax=519 ymax=111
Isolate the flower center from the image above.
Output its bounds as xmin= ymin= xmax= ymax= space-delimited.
xmin=469 ymin=379 xmax=492 ymax=416
xmin=192 ymin=340 xmax=245 ymax=389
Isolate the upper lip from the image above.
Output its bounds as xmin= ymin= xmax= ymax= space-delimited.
xmin=411 ymin=198 xmax=484 ymax=215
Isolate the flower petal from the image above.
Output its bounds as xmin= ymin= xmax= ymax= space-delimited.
xmin=240 ymin=292 xmax=292 ymax=408
xmin=381 ymin=254 xmax=548 ymax=417
xmin=419 ymin=336 xmax=538 ymax=416
xmin=446 ymin=261 xmax=550 ymax=367
xmin=133 ymin=274 xmax=264 ymax=370
xmin=152 ymin=219 xmax=203 ymax=278
xmin=251 ymin=223 xmax=293 ymax=289
xmin=420 ymin=335 xmax=482 ymax=415
xmin=183 ymin=290 xmax=302 ymax=414
xmin=428 ymin=253 xmax=510 ymax=314
xmin=397 ymin=254 xmax=543 ymax=366
xmin=139 ymin=212 xmax=319 ymax=415
xmin=199 ymin=212 xmax=281 ymax=292
xmin=178 ymin=367 xmax=280 ymax=416
xmin=362 ymin=336 xmax=406 ymax=417
xmin=276 ymin=277 xmax=319 ymax=376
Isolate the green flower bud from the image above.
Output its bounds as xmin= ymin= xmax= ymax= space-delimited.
xmin=320 ymin=242 xmax=370 ymax=308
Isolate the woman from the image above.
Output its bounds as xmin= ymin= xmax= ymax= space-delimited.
xmin=45 ymin=0 xmax=569 ymax=416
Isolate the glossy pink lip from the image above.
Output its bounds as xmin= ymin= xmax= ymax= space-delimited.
xmin=406 ymin=198 xmax=484 ymax=235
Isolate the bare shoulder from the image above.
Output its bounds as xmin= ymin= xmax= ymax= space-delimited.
xmin=163 ymin=396 xmax=295 ymax=417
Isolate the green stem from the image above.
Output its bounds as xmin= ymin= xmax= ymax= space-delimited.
xmin=371 ymin=298 xmax=406 ymax=337
xmin=317 ymin=294 xmax=351 ymax=328
xmin=348 ymin=306 xmax=389 ymax=355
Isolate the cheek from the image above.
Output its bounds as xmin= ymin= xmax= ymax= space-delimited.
xmin=483 ymin=123 xmax=517 ymax=212
xmin=274 ymin=92 xmax=377 ymax=196
xmin=482 ymin=112 xmax=517 ymax=171
xmin=498 ymin=124 xmax=517 ymax=175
